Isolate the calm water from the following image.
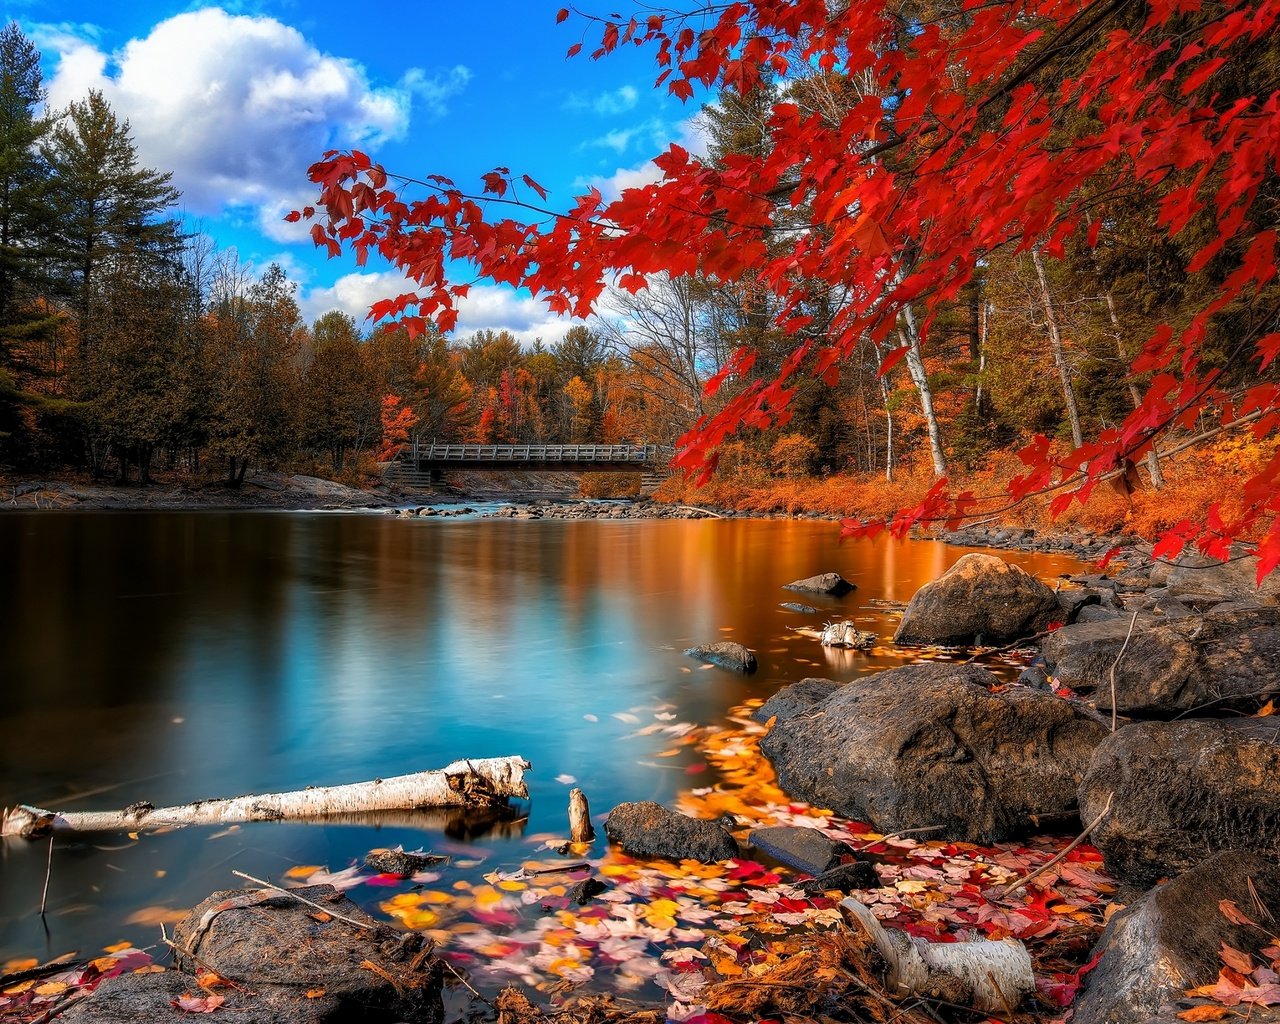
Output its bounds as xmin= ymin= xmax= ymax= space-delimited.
xmin=0 ymin=511 xmax=1080 ymax=963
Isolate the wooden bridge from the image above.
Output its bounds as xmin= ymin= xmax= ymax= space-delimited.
xmin=384 ymin=442 xmax=673 ymax=486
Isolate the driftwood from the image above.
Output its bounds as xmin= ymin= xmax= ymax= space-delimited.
xmin=2 ymin=756 xmax=531 ymax=838
xmin=568 ymin=788 xmax=596 ymax=843
xmin=794 ymin=622 xmax=878 ymax=649
xmin=841 ymin=896 xmax=1034 ymax=1013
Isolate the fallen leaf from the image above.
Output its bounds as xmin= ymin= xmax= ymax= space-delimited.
xmin=1178 ymin=1006 xmax=1231 ymax=1021
xmin=1221 ymin=942 xmax=1256 ymax=973
xmin=305 ymin=988 xmax=326 ymax=999
xmin=1221 ymin=899 xmax=1260 ymax=928
xmin=173 ymin=992 xmax=225 ymax=1013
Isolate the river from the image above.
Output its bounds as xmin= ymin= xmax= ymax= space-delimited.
xmin=0 ymin=510 xmax=1080 ymax=969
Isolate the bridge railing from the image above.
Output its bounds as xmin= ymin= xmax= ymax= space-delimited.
xmin=402 ymin=442 xmax=670 ymax=465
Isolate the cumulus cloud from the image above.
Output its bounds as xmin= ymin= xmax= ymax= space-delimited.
xmin=299 ymin=274 xmax=576 ymax=346
xmin=565 ymin=84 xmax=639 ymax=116
xmin=40 ymin=8 xmax=468 ymax=222
xmin=580 ymin=116 xmax=710 ymax=201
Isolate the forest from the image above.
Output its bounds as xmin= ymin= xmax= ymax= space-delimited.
xmin=2 ymin=10 xmax=1277 ymax=546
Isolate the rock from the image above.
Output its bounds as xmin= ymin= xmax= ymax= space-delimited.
xmin=566 ymin=877 xmax=609 ymax=905
xmin=1017 ymin=664 xmax=1052 ymax=690
xmin=1072 ymin=852 xmax=1280 ymax=1024
xmin=751 ymin=677 xmax=841 ymax=725
xmin=894 ymin=553 xmax=1062 ymax=645
xmin=819 ymin=621 xmax=877 ymax=648
xmin=783 ymin=572 xmax=855 ymax=596
xmin=170 ymin=885 xmax=441 ymax=1022
xmin=747 ymin=826 xmax=853 ymax=874
xmin=1039 ymin=607 xmax=1280 ymax=716
xmin=1075 ymin=604 xmax=1121 ymax=623
xmin=1158 ymin=551 xmax=1280 ymax=607
xmin=364 ymin=847 xmax=447 ymax=877
xmin=779 ymin=602 xmax=819 ymax=613
xmin=684 ymin=640 xmax=758 ymax=673
xmin=1057 ymin=588 xmax=1102 ymax=624
xmin=58 ymin=971 xmax=329 ymax=1024
xmin=759 ymin=663 xmax=1107 ymax=842
xmin=603 ymin=801 xmax=740 ymax=862
xmin=798 ymin=860 xmax=881 ymax=894
xmin=1079 ymin=718 xmax=1280 ymax=886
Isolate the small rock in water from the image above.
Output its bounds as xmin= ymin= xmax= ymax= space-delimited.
xmin=364 ymin=847 xmax=447 ymax=877
xmin=603 ymin=801 xmax=740 ymax=863
xmin=748 ymin=825 xmax=852 ymax=875
xmin=798 ymin=860 xmax=881 ymax=894
xmin=684 ymin=640 xmax=758 ymax=673
xmin=783 ymin=572 xmax=855 ymax=596
xmin=819 ymin=621 xmax=877 ymax=648
xmin=566 ymin=877 xmax=609 ymax=905
xmin=779 ymin=602 xmax=819 ymax=614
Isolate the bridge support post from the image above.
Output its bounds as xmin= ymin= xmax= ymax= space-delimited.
xmin=429 ymin=468 xmax=442 ymax=484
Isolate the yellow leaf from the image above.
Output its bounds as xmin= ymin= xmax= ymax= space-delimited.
xmin=305 ymin=988 xmax=326 ymax=999
xmin=133 ymin=965 xmax=165 ymax=974
xmin=284 ymin=865 xmax=323 ymax=879
xmin=34 ymin=982 xmax=67 ymax=997
xmin=1258 ymin=699 xmax=1275 ymax=717
xmin=2 ymin=958 xmax=37 ymax=974
xmin=103 ymin=942 xmax=133 ymax=954
xmin=1178 ymin=1006 xmax=1231 ymax=1021
xmin=125 ymin=906 xmax=189 ymax=927
xmin=497 ymin=880 xmax=527 ymax=892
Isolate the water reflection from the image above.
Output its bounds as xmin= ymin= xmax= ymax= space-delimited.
xmin=0 ymin=512 xmax=1080 ymax=960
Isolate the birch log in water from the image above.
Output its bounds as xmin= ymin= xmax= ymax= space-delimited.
xmin=2 ymin=756 xmax=531 ymax=839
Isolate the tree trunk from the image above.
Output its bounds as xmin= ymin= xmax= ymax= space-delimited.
xmin=1031 ymin=248 xmax=1084 ymax=449
xmin=3 ymin=756 xmax=532 ymax=838
xmin=899 ymin=304 xmax=947 ymax=479
xmin=1105 ymin=290 xmax=1165 ymax=489
xmin=879 ymin=369 xmax=895 ymax=482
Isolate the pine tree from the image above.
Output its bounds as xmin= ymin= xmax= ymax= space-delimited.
xmin=43 ymin=90 xmax=181 ymax=349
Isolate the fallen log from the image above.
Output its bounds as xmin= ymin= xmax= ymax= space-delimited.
xmin=2 ymin=756 xmax=531 ymax=838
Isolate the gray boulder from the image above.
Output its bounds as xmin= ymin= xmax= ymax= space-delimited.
xmin=603 ymin=801 xmax=739 ymax=862
xmin=751 ymin=677 xmax=840 ymax=725
xmin=894 ymin=553 xmax=1062 ymax=645
xmin=684 ymin=640 xmax=758 ymax=673
xmin=760 ymin=663 xmax=1107 ymax=842
xmin=1040 ymin=607 xmax=1280 ymax=715
xmin=783 ymin=572 xmax=855 ymax=596
xmin=748 ymin=826 xmax=852 ymax=874
xmin=1151 ymin=550 xmax=1280 ymax=607
xmin=1073 ymin=852 xmax=1280 ymax=1024
xmin=1080 ymin=718 xmax=1280 ymax=886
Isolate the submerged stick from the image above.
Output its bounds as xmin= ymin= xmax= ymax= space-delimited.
xmin=2 ymin=756 xmax=531 ymax=838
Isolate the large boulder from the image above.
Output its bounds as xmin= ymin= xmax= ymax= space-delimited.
xmin=684 ymin=640 xmax=758 ymax=673
xmin=1040 ymin=607 xmax=1280 ymax=716
xmin=751 ymin=677 xmax=840 ymax=725
xmin=603 ymin=801 xmax=740 ymax=862
xmin=783 ymin=572 xmax=855 ymax=596
xmin=894 ymin=554 xmax=1062 ymax=645
xmin=1072 ymin=852 xmax=1280 ymax=1024
xmin=1080 ymin=718 xmax=1280 ymax=886
xmin=759 ymin=663 xmax=1107 ymax=842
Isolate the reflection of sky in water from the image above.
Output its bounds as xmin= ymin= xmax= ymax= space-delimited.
xmin=0 ymin=512 xmax=1081 ymax=960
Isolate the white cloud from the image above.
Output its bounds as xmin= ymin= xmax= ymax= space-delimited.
xmin=566 ymin=84 xmax=639 ymax=116
xmin=299 ymin=273 xmax=576 ymax=346
xmin=40 ymin=9 xmax=469 ymax=225
xmin=580 ymin=116 xmax=710 ymax=202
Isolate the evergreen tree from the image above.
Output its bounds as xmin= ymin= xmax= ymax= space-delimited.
xmin=43 ymin=90 xmax=181 ymax=348
xmin=303 ymin=311 xmax=376 ymax=471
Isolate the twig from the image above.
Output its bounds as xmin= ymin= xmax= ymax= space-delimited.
xmin=859 ymin=824 xmax=945 ymax=852
xmin=230 ymin=870 xmax=377 ymax=933
xmin=961 ymin=629 xmax=1056 ymax=664
xmin=1108 ymin=611 xmax=1140 ymax=732
xmin=39 ymin=835 xmax=53 ymax=916
xmin=998 ymin=792 xmax=1114 ymax=898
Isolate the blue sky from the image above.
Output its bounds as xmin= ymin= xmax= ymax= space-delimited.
xmin=5 ymin=1 xmax=708 ymax=341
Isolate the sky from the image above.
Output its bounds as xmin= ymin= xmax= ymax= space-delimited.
xmin=4 ymin=0 xmax=709 ymax=343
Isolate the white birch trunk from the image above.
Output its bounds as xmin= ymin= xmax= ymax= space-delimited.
xmin=2 ymin=756 xmax=531 ymax=838
xmin=899 ymin=304 xmax=947 ymax=478
xmin=1031 ymin=248 xmax=1084 ymax=449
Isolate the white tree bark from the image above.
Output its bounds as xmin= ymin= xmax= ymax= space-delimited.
xmin=2 ymin=756 xmax=531 ymax=838
xmin=899 ymin=304 xmax=948 ymax=478
xmin=1031 ymin=248 xmax=1084 ymax=449
xmin=842 ymin=896 xmax=1034 ymax=1013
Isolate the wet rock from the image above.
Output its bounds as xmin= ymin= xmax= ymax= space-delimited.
xmin=894 ymin=553 xmax=1062 ymax=645
xmin=364 ymin=847 xmax=447 ymax=877
xmin=1073 ymin=852 xmax=1280 ymax=1024
xmin=783 ymin=572 xmax=855 ymax=596
xmin=603 ymin=801 xmax=740 ymax=863
xmin=58 ymin=970 xmax=327 ymax=1024
xmin=1075 ymin=604 xmax=1122 ymax=623
xmin=779 ymin=602 xmax=819 ymax=613
xmin=798 ymin=860 xmax=881 ymax=894
xmin=684 ymin=640 xmax=758 ymax=673
xmin=1017 ymin=664 xmax=1052 ymax=690
xmin=1057 ymin=588 xmax=1102 ymax=624
xmin=760 ymin=663 xmax=1107 ymax=843
xmin=747 ymin=826 xmax=853 ymax=874
xmin=566 ymin=877 xmax=609 ymax=905
xmin=1040 ymin=607 xmax=1280 ymax=716
xmin=751 ymin=677 xmax=841 ymax=725
xmin=1079 ymin=718 xmax=1280 ymax=886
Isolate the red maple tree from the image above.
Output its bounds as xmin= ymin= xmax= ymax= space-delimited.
xmin=295 ymin=0 xmax=1280 ymax=577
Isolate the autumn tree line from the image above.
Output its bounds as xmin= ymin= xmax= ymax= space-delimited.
xmin=3 ymin=16 xmax=1272 ymax=501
